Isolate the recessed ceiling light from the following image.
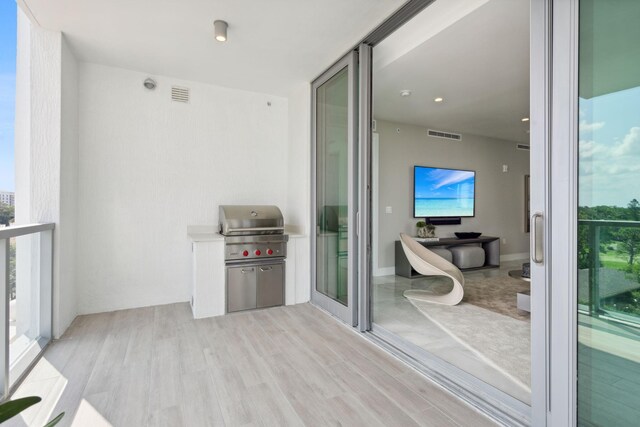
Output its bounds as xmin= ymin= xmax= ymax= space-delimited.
xmin=400 ymin=90 xmax=412 ymax=97
xmin=521 ymin=117 xmax=530 ymax=122
xmin=434 ymin=97 xmax=444 ymax=103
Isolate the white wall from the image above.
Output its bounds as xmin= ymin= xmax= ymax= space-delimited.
xmin=15 ymin=9 xmax=78 ymax=337
xmin=14 ymin=8 xmax=30 ymax=225
xmin=76 ymin=64 xmax=291 ymax=314
xmin=374 ymin=119 xmax=530 ymax=271
xmin=59 ymin=36 xmax=79 ymax=333
xmin=286 ymin=83 xmax=311 ymax=301
xmin=14 ymin=9 xmax=33 ymax=339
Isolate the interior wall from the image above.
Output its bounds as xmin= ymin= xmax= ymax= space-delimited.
xmin=286 ymin=83 xmax=311 ymax=233
xmin=286 ymin=83 xmax=311 ymax=301
xmin=59 ymin=35 xmax=79 ymax=334
xmin=375 ymin=119 xmax=530 ymax=272
xmin=76 ymin=63 xmax=290 ymax=314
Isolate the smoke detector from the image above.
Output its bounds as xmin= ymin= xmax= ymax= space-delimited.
xmin=143 ymin=78 xmax=157 ymax=90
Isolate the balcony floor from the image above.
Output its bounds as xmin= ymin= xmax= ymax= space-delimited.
xmin=7 ymin=303 xmax=497 ymax=426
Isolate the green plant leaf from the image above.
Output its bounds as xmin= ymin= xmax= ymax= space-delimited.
xmin=43 ymin=411 xmax=65 ymax=427
xmin=0 ymin=396 xmax=42 ymax=423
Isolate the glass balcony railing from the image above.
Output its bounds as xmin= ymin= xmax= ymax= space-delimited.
xmin=578 ymin=219 xmax=640 ymax=326
xmin=0 ymin=223 xmax=54 ymax=398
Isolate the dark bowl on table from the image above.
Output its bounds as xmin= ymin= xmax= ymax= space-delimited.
xmin=454 ymin=232 xmax=482 ymax=239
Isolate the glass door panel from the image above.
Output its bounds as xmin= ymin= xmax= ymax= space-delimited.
xmin=311 ymin=52 xmax=357 ymax=325
xmin=577 ymin=0 xmax=640 ymax=425
xmin=316 ymin=68 xmax=348 ymax=304
xmin=369 ymin=0 xmax=532 ymax=416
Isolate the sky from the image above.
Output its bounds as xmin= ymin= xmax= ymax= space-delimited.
xmin=415 ymin=167 xmax=475 ymax=199
xmin=0 ymin=0 xmax=16 ymax=192
xmin=578 ymin=85 xmax=640 ymax=208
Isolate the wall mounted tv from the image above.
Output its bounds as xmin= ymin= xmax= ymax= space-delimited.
xmin=413 ymin=166 xmax=476 ymax=218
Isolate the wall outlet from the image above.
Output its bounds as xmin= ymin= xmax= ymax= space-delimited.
xmin=502 ymin=164 xmax=509 ymax=173
xmin=385 ymin=206 xmax=392 ymax=214
xmin=502 ymin=238 xmax=507 ymax=244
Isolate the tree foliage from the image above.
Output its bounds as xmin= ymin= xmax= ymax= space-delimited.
xmin=579 ymin=199 xmax=640 ymax=316
xmin=0 ymin=203 xmax=14 ymax=226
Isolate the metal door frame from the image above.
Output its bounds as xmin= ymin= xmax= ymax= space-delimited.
xmin=310 ymin=51 xmax=359 ymax=326
xmin=545 ymin=0 xmax=580 ymax=425
xmin=308 ymin=0 xmax=576 ymax=423
xmin=530 ymin=0 xmax=553 ymax=425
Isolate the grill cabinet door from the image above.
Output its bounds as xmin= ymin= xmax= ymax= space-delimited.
xmin=257 ymin=263 xmax=284 ymax=308
xmin=227 ymin=266 xmax=257 ymax=312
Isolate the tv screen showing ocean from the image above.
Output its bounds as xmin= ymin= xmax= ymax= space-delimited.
xmin=414 ymin=167 xmax=475 ymax=217
xmin=414 ymin=197 xmax=474 ymax=217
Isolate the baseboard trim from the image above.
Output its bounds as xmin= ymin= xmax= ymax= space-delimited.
xmin=500 ymin=253 xmax=530 ymax=262
xmin=374 ymin=267 xmax=396 ymax=277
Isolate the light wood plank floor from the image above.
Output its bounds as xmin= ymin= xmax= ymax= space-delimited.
xmin=7 ymin=303 xmax=498 ymax=427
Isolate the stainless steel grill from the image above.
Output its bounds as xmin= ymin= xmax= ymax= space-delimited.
xmin=219 ymin=205 xmax=288 ymax=312
xmin=219 ymin=205 xmax=288 ymax=261
xmin=219 ymin=205 xmax=284 ymax=236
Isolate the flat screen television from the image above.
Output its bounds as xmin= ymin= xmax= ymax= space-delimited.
xmin=414 ymin=166 xmax=476 ymax=218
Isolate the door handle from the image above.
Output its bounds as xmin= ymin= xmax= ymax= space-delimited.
xmin=241 ymin=268 xmax=255 ymax=274
xmin=259 ymin=266 xmax=272 ymax=272
xmin=530 ymin=212 xmax=544 ymax=264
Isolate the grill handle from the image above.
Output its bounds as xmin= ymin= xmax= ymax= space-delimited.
xmin=225 ymin=226 xmax=285 ymax=233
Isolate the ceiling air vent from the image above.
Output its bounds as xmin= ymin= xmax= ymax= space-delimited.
xmin=171 ymin=86 xmax=190 ymax=103
xmin=427 ymin=129 xmax=462 ymax=141
xmin=516 ymin=143 xmax=530 ymax=151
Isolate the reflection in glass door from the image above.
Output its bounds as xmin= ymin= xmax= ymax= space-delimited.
xmin=577 ymin=0 xmax=640 ymax=425
xmin=311 ymin=52 xmax=357 ymax=325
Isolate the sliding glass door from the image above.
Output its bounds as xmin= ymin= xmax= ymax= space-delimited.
xmin=548 ymin=0 xmax=640 ymax=425
xmin=576 ymin=0 xmax=640 ymax=425
xmin=311 ymin=52 xmax=358 ymax=325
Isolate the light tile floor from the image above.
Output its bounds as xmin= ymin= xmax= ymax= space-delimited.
xmin=372 ymin=259 xmax=531 ymax=404
xmin=6 ymin=303 xmax=498 ymax=427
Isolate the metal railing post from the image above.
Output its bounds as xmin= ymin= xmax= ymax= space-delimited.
xmin=591 ymin=225 xmax=601 ymax=314
xmin=0 ymin=238 xmax=9 ymax=400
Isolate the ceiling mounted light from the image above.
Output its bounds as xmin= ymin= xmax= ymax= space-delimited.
xmin=521 ymin=117 xmax=530 ymax=122
xmin=434 ymin=97 xmax=444 ymax=103
xmin=400 ymin=90 xmax=412 ymax=97
xmin=214 ymin=20 xmax=228 ymax=42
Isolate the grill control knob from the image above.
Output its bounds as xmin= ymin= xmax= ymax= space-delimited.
xmin=242 ymin=250 xmax=249 ymax=257
xmin=267 ymin=249 xmax=273 ymax=255
xmin=255 ymin=250 xmax=261 ymax=256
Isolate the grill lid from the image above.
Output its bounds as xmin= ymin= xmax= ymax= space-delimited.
xmin=219 ymin=205 xmax=284 ymax=235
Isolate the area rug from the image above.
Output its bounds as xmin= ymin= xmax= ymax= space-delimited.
xmin=406 ymin=276 xmax=531 ymax=391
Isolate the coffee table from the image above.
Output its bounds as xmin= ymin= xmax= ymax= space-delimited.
xmin=508 ymin=269 xmax=530 ymax=282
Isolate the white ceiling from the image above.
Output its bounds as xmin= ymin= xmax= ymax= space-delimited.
xmin=21 ymin=0 xmax=405 ymax=96
xmin=373 ymin=0 xmax=530 ymax=143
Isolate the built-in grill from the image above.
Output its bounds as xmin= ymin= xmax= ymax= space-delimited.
xmin=219 ymin=205 xmax=288 ymax=313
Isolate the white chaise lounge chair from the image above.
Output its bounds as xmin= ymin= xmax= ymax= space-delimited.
xmin=399 ymin=233 xmax=465 ymax=306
